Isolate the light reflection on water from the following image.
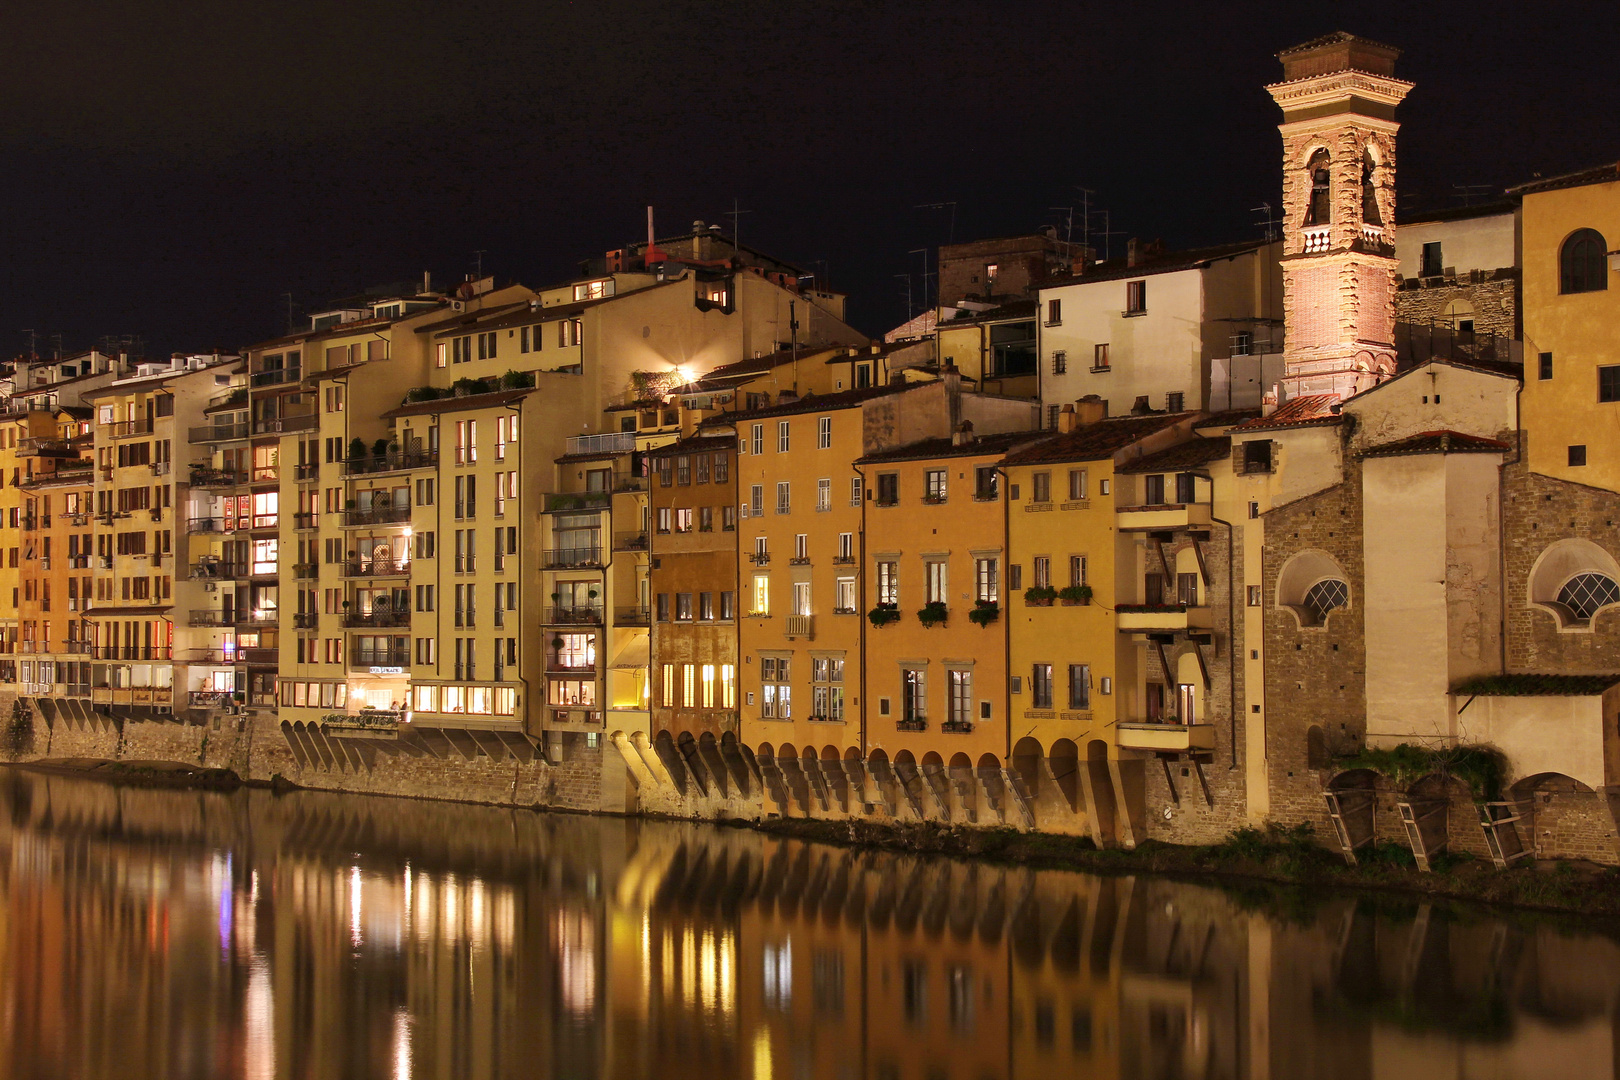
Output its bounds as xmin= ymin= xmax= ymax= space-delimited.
xmin=0 ymin=767 xmax=1617 ymax=1079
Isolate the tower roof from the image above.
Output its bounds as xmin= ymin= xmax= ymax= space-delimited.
xmin=1276 ymin=31 xmax=1401 ymax=81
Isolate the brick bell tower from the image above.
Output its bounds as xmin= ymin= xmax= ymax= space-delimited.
xmin=1267 ymin=32 xmax=1413 ymax=402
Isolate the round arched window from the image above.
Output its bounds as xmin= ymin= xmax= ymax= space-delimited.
xmin=1560 ymin=229 xmax=1608 ymax=295
xmin=1557 ymin=573 xmax=1620 ymax=621
xmin=1303 ymin=579 xmax=1349 ymax=623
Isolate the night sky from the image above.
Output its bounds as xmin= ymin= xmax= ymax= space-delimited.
xmin=3 ymin=1 xmax=1615 ymax=358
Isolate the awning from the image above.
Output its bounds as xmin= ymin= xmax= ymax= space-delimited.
xmin=608 ymin=632 xmax=649 ymax=670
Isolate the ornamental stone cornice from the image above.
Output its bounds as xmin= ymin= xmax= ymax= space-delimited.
xmin=1265 ymin=70 xmax=1414 ymax=111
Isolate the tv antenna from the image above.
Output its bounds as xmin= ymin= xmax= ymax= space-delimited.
xmin=914 ymin=201 xmax=957 ymax=246
xmin=1252 ymin=202 xmax=1283 ymax=242
xmin=727 ymin=197 xmax=753 ymax=250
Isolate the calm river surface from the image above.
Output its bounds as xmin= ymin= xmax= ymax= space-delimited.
xmin=0 ymin=768 xmax=1617 ymax=1079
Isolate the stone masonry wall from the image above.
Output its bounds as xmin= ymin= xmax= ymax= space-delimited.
xmin=1396 ymin=275 xmax=1518 ymax=339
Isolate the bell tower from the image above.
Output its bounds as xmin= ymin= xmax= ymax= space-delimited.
xmin=1267 ymin=32 xmax=1412 ymax=401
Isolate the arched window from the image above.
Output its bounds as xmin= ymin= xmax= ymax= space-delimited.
xmin=1304 ymin=152 xmax=1332 ymax=226
xmin=1557 ymin=573 xmax=1620 ymax=621
xmin=1560 ymin=229 xmax=1608 ymax=295
xmin=1360 ymin=151 xmax=1382 ymax=226
xmin=1303 ymin=579 xmax=1349 ymax=622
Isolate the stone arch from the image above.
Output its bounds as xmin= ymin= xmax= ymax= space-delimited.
xmin=1528 ymin=538 xmax=1620 ymax=631
xmin=1012 ymin=737 xmax=1044 ymax=801
xmin=1050 ymin=739 xmax=1080 ymax=812
xmin=1302 ymin=147 xmax=1333 ymax=228
xmin=1510 ymin=771 xmax=1593 ymax=798
xmin=1086 ymin=740 xmax=1118 ymax=843
xmin=1328 ymin=767 xmax=1379 ymax=791
xmin=1276 ymin=549 xmax=1352 ymax=629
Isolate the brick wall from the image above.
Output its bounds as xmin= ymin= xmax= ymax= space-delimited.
xmin=1396 ymin=275 xmax=1518 ymax=339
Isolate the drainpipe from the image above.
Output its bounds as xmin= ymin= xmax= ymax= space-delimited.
xmin=1195 ymin=469 xmax=1240 ymax=769
xmin=853 ymin=461 xmax=869 ymax=758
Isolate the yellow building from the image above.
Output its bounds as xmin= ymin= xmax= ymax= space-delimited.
xmin=1001 ymin=408 xmax=1194 ymax=845
xmin=856 ymin=429 xmax=1034 ymax=818
xmin=1512 ymin=162 xmax=1620 ymax=485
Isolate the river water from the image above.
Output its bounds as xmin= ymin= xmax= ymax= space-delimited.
xmin=0 ymin=768 xmax=1616 ymax=1079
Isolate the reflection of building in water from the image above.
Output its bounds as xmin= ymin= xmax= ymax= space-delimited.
xmin=4 ymin=771 xmax=1620 ymax=1079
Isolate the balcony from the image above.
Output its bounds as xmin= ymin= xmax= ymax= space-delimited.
xmin=185 ymin=648 xmax=238 ymax=665
xmin=1115 ymin=502 xmax=1212 ymax=532
xmin=293 ymin=612 xmax=318 ymax=629
xmin=188 ymin=610 xmax=229 ymax=627
xmin=294 ymin=463 xmax=319 ymax=481
xmin=253 ymin=414 xmax=318 ymax=436
xmin=188 ymin=690 xmax=236 ymax=710
xmin=832 ymin=554 xmax=856 ymax=566
xmin=341 ymin=505 xmax=411 ymax=527
xmin=896 ymin=718 xmax=927 ymax=732
xmin=545 ymin=491 xmax=610 ymax=513
xmin=322 ymin=708 xmax=407 ymax=735
xmin=250 ymin=367 xmax=302 ymax=388
xmin=342 ymin=449 xmax=439 ymax=477
xmin=543 ymin=547 xmax=603 ymax=569
xmin=342 ymin=558 xmax=410 ymax=579
xmin=615 ymin=605 xmax=651 ymax=626
xmin=548 ymin=708 xmax=603 ymax=727
xmin=749 ymin=551 xmax=771 ymax=565
xmin=187 ymin=467 xmax=246 ymax=488
xmin=90 ymin=687 xmax=174 ymax=706
xmin=91 ymin=646 xmax=172 ymax=661
xmin=546 ymin=656 xmax=598 ymax=674
xmin=189 ymin=422 xmax=250 ymax=443
xmin=293 ymin=511 xmax=319 ymax=529
xmin=349 ymin=650 xmax=411 ymax=670
xmin=1117 ymin=722 xmax=1216 ymax=754
xmin=546 ymin=606 xmax=604 ymax=626
xmin=236 ymin=609 xmax=280 ymax=627
xmin=613 ymin=531 xmax=648 ymax=552
xmin=342 ymin=609 xmax=411 ymax=629
xmin=1116 ymin=604 xmax=1213 ymax=633
xmin=107 ymin=419 xmax=154 ymax=439
xmin=239 ymin=648 xmax=278 ymax=666
xmin=785 ymin=614 xmax=814 ymax=639
xmin=293 ymin=562 xmax=318 ymax=580
xmin=187 ymin=516 xmax=232 ymax=534
xmin=565 ymin=431 xmax=636 ymax=457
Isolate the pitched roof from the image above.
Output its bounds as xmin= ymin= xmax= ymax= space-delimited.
xmin=856 ymin=430 xmax=1042 ymax=465
xmin=937 ymin=299 xmax=1038 ymax=325
xmin=677 ymin=345 xmax=843 ymax=391
xmin=646 ymin=433 xmax=737 ymax=459
xmin=1194 ymin=408 xmax=1262 ymax=430
xmin=1232 ymin=394 xmax=1342 ymax=432
xmin=1507 ymin=161 xmax=1620 ymax=197
xmin=999 ymin=413 xmax=1187 ymax=466
xmin=1277 ymin=30 xmax=1401 ymax=57
xmin=1360 ymin=430 xmax=1511 ymax=458
xmin=700 ymin=384 xmax=908 ymax=424
xmin=1118 ymin=436 xmax=1232 ymax=474
xmin=381 ymin=388 xmax=531 ymax=418
xmin=1454 ymin=673 xmax=1620 ymax=697
xmin=1036 ymin=239 xmax=1272 ymax=291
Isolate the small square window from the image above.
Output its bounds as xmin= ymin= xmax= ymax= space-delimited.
xmin=1569 ymin=444 xmax=1588 ymax=467
xmin=1600 ymin=365 xmax=1620 ymax=403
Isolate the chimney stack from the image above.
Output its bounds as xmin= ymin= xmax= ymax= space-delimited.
xmin=1073 ymin=395 xmax=1107 ymax=426
xmin=1127 ymin=238 xmax=1140 ymax=267
xmin=952 ymin=419 xmax=975 ymax=446
xmin=1058 ymin=404 xmax=1079 ymax=434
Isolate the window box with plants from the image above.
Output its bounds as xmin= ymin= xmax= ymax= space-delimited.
xmin=1058 ymin=584 xmax=1093 ymax=606
xmin=968 ymin=599 xmax=1000 ymax=626
xmin=916 ymin=601 xmax=949 ymax=628
xmin=867 ymin=603 xmax=901 ymax=628
xmin=1024 ymin=585 xmax=1058 ymax=607
xmin=1115 ymin=602 xmax=1187 ymax=613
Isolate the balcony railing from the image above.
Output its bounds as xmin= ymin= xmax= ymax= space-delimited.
xmin=785 ymin=615 xmax=814 ymax=639
xmin=342 ymin=559 xmax=410 ymax=578
xmin=253 ymin=414 xmax=318 ymax=436
xmin=250 ymin=367 xmax=302 ymax=388
xmin=188 ymin=610 xmax=228 ymax=626
xmin=544 ymin=491 xmax=611 ymax=512
xmin=564 ymin=431 xmax=636 ymax=457
xmin=613 ymin=531 xmax=649 ymax=552
xmin=543 ymin=547 xmax=603 ymax=569
xmin=546 ymin=656 xmax=598 ymax=674
xmin=189 ymin=422 xmax=250 ymax=443
xmin=546 ymin=606 xmax=604 ymax=625
xmin=107 ymin=419 xmax=154 ymax=439
xmin=341 ymin=505 xmax=411 ymax=527
xmin=187 ymin=467 xmax=246 ymax=488
xmin=749 ymin=551 xmax=771 ymax=565
xmin=293 ymin=612 xmax=318 ymax=629
xmin=350 ymin=650 xmax=411 ymax=669
xmin=236 ymin=609 xmax=280 ymax=627
xmin=615 ymin=606 xmax=651 ymax=626
xmin=896 ymin=717 xmax=927 ymax=732
xmin=342 ymin=450 xmax=439 ymax=476
xmin=323 ymin=708 xmax=407 ymax=732
xmin=91 ymin=646 xmax=172 ymax=660
xmin=189 ymin=690 xmax=236 ymax=710
xmin=187 ymin=516 xmax=233 ymax=534
xmin=342 ymin=610 xmax=411 ymax=628
xmin=294 ymin=462 xmax=319 ymax=481
xmin=293 ymin=562 xmax=318 ymax=579
xmin=293 ymin=511 xmax=319 ymax=529
xmin=240 ymin=648 xmax=278 ymax=666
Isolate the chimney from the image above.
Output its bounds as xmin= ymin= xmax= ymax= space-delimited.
xmin=889 ymin=372 xmax=908 ymax=387
xmin=1058 ymin=403 xmax=1079 ymax=434
xmin=423 ymin=270 xmax=432 ymax=294
xmin=1261 ymin=386 xmax=1280 ymax=417
xmin=1073 ymin=395 xmax=1107 ymax=426
xmin=952 ymin=419 xmax=975 ymax=446
xmin=1127 ymin=238 xmax=1140 ymax=267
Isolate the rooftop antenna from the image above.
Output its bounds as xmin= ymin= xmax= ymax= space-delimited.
xmin=282 ymin=293 xmax=295 ymax=334
xmin=895 ymin=273 xmax=915 ymax=322
xmin=1252 ymin=202 xmax=1282 ymax=242
xmin=473 ymin=250 xmax=488 ymax=278
xmin=908 ymin=248 xmax=935 ymax=313
xmin=914 ymin=201 xmax=957 ymax=245
xmin=727 ymin=197 xmax=753 ymax=252
xmin=1451 ymin=184 xmax=1494 ymax=207
xmin=1087 ymin=208 xmax=1124 ymax=263
xmin=22 ymin=330 xmax=36 ymax=361
xmin=1049 ymin=206 xmax=1075 ymax=247
xmin=1075 ymin=187 xmax=1097 ymax=253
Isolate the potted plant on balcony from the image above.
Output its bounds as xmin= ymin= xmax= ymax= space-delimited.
xmin=1058 ymin=584 xmax=1093 ymax=606
xmin=917 ymin=601 xmax=948 ymax=628
xmin=968 ymin=599 xmax=1000 ymax=626
xmin=348 ymin=437 xmax=367 ymax=464
xmin=372 ymin=438 xmax=390 ymax=460
xmin=867 ymin=602 xmax=901 ymax=628
xmin=1024 ymin=585 xmax=1058 ymax=606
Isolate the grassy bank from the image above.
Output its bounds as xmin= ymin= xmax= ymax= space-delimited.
xmin=748 ymin=816 xmax=1620 ymax=919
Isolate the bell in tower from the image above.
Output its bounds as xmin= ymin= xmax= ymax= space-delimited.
xmin=1268 ymin=32 xmax=1413 ymax=402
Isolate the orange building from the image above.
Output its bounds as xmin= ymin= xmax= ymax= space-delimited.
xmin=16 ymin=409 xmax=95 ymax=696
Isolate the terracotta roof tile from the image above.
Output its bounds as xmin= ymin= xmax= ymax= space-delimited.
xmin=699 ymin=384 xmax=908 ymax=424
xmin=1233 ymin=395 xmax=1341 ymax=432
xmin=856 ymin=430 xmax=1042 ymax=465
xmin=1118 ymin=436 xmax=1232 ymax=474
xmin=1037 ymin=239 xmax=1271 ymax=291
xmin=1360 ymin=430 xmax=1511 ymax=458
xmin=999 ymin=413 xmax=1187 ymax=466
xmin=1454 ymin=673 xmax=1620 ymax=697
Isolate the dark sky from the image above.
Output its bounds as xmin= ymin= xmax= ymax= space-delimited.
xmin=2 ymin=1 xmax=1615 ymax=358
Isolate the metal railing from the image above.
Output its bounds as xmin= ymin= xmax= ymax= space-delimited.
xmin=187 ymin=467 xmax=246 ymax=487
xmin=188 ymin=422 xmax=250 ymax=443
xmin=342 ymin=450 xmax=438 ymax=476
xmin=250 ymin=367 xmax=301 ymax=388
xmin=341 ymin=610 xmax=411 ymax=628
xmin=341 ymin=505 xmax=411 ymax=526
xmin=542 ymin=547 xmax=603 ymax=569
xmin=253 ymin=414 xmax=318 ymax=435
xmin=292 ymin=562 xmax=318 ymax=579
xmin=189 ymin=691 xmax=236 ymax=709
xmin=293 ymin=612 xmax=318 ymax=628
xmin=613 ymin=531 xmax=649 ymax=552
xmin=342 ymin=559 xmax=410 ymax=578
xmin=188 ymin=610 xmax=229 ymax=626
xmin=349 ymin=650 xmax=411 ymax=668
xmin=544 ymin=491 xmax=611 ymax=512
xmin=236 ymin=610 xmax=280 ymax=627
xmin=615 ymin=606 xmax=651 ymax=625
xmin=106 ymin=419 xmax=154 ymax=439
xmin=293 ymin=511 xmax=319 ymax=529
xmin=546 ymin=606 xmax=604 ymax=625
xmin=564 ymin=431 xmax=636 ymax=457
xmin=91 ymin=646 xmax=173 ymax=660
xmin=294 ymin=463 xmax=319 ymax=481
